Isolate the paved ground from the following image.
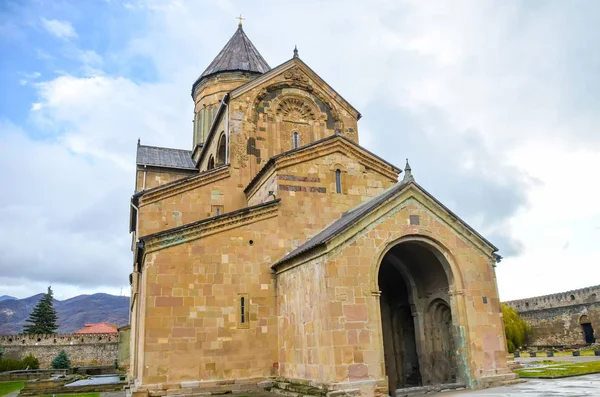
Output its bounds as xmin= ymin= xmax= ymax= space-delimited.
xmin=444 ymin=373 xmax=600 ymax=396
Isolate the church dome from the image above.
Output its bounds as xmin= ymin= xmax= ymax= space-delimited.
xmin=191 ymin=25 xmax=270 ymax=95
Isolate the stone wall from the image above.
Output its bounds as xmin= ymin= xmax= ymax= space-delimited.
xmin=504 ymin=285 xmax=600 ymax=347
xmin=0 ymin=333 xmax=119 ymax=368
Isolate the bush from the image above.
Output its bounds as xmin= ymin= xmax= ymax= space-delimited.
xmin=22 ymin=354 xmax=40 ymax=370
xmin=0 ymin=357 xmax=26 ymax=371
xmin=502 ymin=304 xmax=530 ymax=353
xmin=0 ymin=354 xmax=41 ymax=371
xmin=51 ymin=350 xmax=71 ymax=369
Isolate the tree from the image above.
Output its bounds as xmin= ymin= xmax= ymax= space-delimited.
xmin=22 ymin=354 xmax=40 ymax=370
xmin=23 ymin=286 xmax=59 ymax=334
xmin=51 ymin=350 xmax=71 ymax=369
xmin=502 ymin=304 xmax=530 ymax=353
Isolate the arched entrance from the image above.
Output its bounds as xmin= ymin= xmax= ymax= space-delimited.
xmin=378 ymin=239 xmax=458 ymax=393
xmin=579 ymin=315 xmax=596 ymax=344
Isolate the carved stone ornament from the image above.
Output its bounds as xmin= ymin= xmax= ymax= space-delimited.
xmin=276 ymin=97 xmax=316 ymax=121
xmin=283 ymin=67 xmax=309 ymax=83
xmin=232 ymin=133 xmax=248 ymax=169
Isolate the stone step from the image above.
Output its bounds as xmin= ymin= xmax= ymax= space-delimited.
xmin=270 ymin=386 xmax=303 ymax=397
xmin=395 ymin=383 xmax=467 ymax=396
xmin=272 ymin=381 xmax=324 ymax=396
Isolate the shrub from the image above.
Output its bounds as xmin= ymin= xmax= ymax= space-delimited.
xmin=502 ymin=304 xmax=530 ymax=353
xmin=51 ymin=350 xmax=71 ymax=369
xmin=22 ymin=354 xmax=40 ymax=370
xmin=0 ymin=357 xmax=26 ymax=371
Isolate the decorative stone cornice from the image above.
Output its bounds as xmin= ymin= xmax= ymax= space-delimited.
xmin=275 ymin=138 xmax=399 ymax=181
xmin=230 ymin=58 xmax=360 ymax=120
xmin=141 ymin=200 xmax=280 ymax=254
xmin=245 ymin=135 xmax=399 ymax=199
xmin=139 ymin=166 xmax=230 ymax=206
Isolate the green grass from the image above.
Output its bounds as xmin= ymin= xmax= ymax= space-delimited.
xmin=0 ymin=381 xmax=25 ymax=396
xmin=515 ymin=360 xmax=600 ymax=378
xmin=509 ymin=349 xmax=596 ymax=359
xmin=38 ymin=394 xmax=100 ymax=397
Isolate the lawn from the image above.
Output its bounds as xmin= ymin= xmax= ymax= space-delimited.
xmin=38 ymin=394 xmax=100 ymax=397
xmin=515 ymin=360 xmax=600 ymax=378
xmin=509 ymin=349 xmax=596 ymax=358
xmin=0 ymin=381 xmax=24 ymax=397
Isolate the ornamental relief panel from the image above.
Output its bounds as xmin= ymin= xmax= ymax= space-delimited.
xmin=231 ymin=132 xmax=249 ymax=169
xmin=276 ymin=97 xmax=317 ymax=122
xmin=268 ymin=95 xmax=325 ymax=125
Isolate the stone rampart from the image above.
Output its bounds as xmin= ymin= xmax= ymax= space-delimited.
xmin=0 ymin=333 xmax=118 ymax=368
xmin=503 ymin=285 xmax=600 ymax=347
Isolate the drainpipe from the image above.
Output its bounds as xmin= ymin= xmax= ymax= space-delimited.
xmin=142 ymin=165 xmax=147 ymax=190
xmin=224 ymin=98 xmax=230 ymax=164
xmin=130 ymin=201 xmax=139 ymax=242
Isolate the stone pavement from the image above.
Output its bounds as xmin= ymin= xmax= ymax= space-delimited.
xmin=443 ymin=374 xmax=600 ymax=396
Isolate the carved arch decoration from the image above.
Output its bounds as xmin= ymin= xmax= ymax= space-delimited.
xmin=250 ymin=82 xmax=342 ymax=129
xmin=269 ymin=94 xmax=322 ymax=123
xmin=275 ymin=97 xmax=317 ymax=122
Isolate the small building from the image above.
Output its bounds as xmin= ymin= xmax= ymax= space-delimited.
xmin=75 ymin=323 xmax=118 ymax=334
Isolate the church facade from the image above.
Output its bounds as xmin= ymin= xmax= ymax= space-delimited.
xmin=129 ymin=24 xmax=514 ymax=397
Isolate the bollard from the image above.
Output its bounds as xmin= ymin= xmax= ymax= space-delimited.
xmin=573 ymin=351 xmax=580 ymax=357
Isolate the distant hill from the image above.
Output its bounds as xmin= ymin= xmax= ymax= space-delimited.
xmin=0 ymin=296 xmax=16 ymax=302
xmin=0 ymin=293 xmax=129 ymax=334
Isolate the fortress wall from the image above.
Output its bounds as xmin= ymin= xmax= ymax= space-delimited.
xmin=0 ymin=333 xmax=119 ymax=367
xmin=503 ymin=285 xmax=600 ymax=347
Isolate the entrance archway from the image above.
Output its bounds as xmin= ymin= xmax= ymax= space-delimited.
xmin=378 ymin=239 xmax=457 ymax=393
xmin=579 ymin=315 xmax=596 ymax=344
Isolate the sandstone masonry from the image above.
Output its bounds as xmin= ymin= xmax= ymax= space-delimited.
xmin=128 ymin=24 xmax=514 ymax=397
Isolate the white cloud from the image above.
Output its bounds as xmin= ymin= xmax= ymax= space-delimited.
xmin=2 ymin=0 xmax=598 ymax=300
xmin=40 ymin=18 xmax=78 ymax=40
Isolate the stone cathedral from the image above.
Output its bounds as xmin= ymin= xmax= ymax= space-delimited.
xmin=129 ymin=23 xmax=514 ymax=397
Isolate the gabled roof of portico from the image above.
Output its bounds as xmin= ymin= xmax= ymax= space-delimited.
xmin=272 ymin=179 xmax=500 ymax=270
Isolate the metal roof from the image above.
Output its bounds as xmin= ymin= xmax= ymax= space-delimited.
xmin=192 ymin=26 xmax=270 ymax=93
xmin=136 ymin=145 xmax=196 ymax=170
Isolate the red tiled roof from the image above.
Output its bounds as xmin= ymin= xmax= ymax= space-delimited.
xmin=75 ymin=322 xmax=118 ymax=334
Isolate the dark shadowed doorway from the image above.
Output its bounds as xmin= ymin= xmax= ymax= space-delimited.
xmin=378 ymin=240 xmax=457 ymax=395
xmin=580 ymin=315 xmax=596 ymax=344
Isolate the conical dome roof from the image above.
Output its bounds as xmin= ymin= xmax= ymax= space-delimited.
xmin=192 ymin=25 xmax=270 ymax=93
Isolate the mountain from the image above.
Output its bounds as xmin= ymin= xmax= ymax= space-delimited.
xmin=0 ymin=293 xmax=129 ymax=335
xmin=0 ymin=295 xmax=16 ymax=302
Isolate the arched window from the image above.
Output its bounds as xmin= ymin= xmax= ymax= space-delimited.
xmin=293 ymin=131 xmax=299 ymax=149
xmin=335 ymin=169 xmax=342 ymax=194
xmin=207 ymin=155 xmax=215 ymax=170
xmin=216 ymin=133 xmax=226 ymax=166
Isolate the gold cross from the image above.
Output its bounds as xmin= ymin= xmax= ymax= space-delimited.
xmin=236 ymin=14 xmax=245 ymax=26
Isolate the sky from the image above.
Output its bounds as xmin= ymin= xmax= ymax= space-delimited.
xmin=0 ymin=0 xmax=598 ymax=301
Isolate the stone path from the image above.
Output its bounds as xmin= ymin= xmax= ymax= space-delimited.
xmin=443 ymin=373 xmax=600 ymax=396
